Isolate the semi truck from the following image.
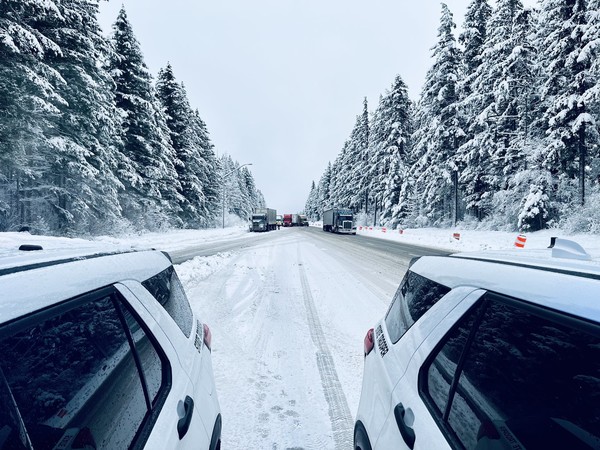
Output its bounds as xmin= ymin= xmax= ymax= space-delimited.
xmin=322 ymin=208 xmax=356 ymax=234
xmin=292 ymin=214 xmax=299 ymax=226
xmin=298 ymin=214 xmax=309 ymax=226
xmin=250 ymin=208 xmax=277 ymax=232
xmin=283 ymin=214 xmax=292 ymax=227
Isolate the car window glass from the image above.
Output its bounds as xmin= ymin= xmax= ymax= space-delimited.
xmin=385 ymin=271 xmax=450 ymax=344
xmin=119 ymin=299 xmax=163 ymax=405
xmin=142 ymin=266 xmax=193 ymax=338
xmin=422 ymin=296 xmax=600 ymax=450
xmin=0 ymin=293 xmax=167 ymax=450
xmin=0 ymin=368 xmax=29 ymax=449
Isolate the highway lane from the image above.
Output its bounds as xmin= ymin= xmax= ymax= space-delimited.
xmin=180 ymin=225 xmax=448 ymax=448
xmin=169 ymin=230 xmax=275 ymax=263
xmin=299 ymin=226 xmax=449 ymax=301
xmin=171 ymin=225 xmax=448 ymax=265
xmin=172 ymin=226 xmax=449 ymax=303
xmin=303 ymin=225 xmax=448 ymax=262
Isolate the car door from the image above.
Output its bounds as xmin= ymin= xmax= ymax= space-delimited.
xmin=374 ymin=289 xmax=485 ymax=449
xmin=116 ymin=283 xmax=211 ymax=449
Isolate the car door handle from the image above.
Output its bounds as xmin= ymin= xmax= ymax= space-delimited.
xmin=177 ymin=396 xmax=195 ymax=439
xmin=394 ymin=403 xmax=416 ymax=449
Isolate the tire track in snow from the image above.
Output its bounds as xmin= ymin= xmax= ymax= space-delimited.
xmin=298 ymin=249 xmax=354 ymax=450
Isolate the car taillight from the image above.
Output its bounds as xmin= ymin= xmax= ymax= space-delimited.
xmin=364 ymin=328 xmax=374 ymax=356
xmin=72 ymin=427 xmax=96 ymax=449
xmin=477 ymin=420 xmax=501 ymax=441
xmin=203 ymin=323 xmax=212 ymax=351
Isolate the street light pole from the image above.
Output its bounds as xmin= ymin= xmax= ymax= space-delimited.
xmin=221 ymin=163 xmax=252 ymax=229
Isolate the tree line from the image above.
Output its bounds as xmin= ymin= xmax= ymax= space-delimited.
xmin=306 ymin=0 xmax=600 ymax=233
xmin=0 ymin=1 xmax=263 ymax=235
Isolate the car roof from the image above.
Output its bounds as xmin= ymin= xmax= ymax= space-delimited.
xmin=411 ymin=248 xmax=600 ymax=324
xmin=0 ymin=249 xmax=171 ymax=324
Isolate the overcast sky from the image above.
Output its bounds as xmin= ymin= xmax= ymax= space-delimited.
xmin=98 ymin=0 xmax=535 ymax=215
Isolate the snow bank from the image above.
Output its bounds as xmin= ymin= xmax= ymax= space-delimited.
xmin=310 ymin=223 xmax=600 ymax=258
xmin=0 ymin=226 xmax=249 ymax=256
xmin=176 ymin=253 xmax=233 ymax=284
xmin=94 ymin=226 xmax=249 ymax=252
xmin=2 ymin=224 xmax=598 ymax=260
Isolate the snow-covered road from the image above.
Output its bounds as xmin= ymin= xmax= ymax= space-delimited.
xmin=3 ymin=225 xmax=598 ymax=447
xmin=177 ymin=227 xmax=411 ymax=449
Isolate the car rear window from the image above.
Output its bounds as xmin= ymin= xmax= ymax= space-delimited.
xmin=421 ymin=294 xmax=600 ymax=450
xmin=142 ymin=266 xmax=193 ymax=338
xmin=385 ymin=270 xmax=450 ymax=344
xmin=0 ymin=289 xmax=169 ymax=450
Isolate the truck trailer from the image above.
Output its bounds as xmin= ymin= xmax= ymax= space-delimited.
xmin=250 ymin=208 xmax=277 ymax=232
xmin=292 ymin=214 xmax=299 ymax=226
xmin=322 ymin=208 xmax=356 ymax=234
xmin=298 ymin=214 xmax=309 ymax=226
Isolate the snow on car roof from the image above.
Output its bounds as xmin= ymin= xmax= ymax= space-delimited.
xmin=0 ymin=250 xmax=171 ymax=324
xmin=412 ymin=253 xmax=600 ymax=324
xmin=452 ymin=247 xmax=600 ymax=275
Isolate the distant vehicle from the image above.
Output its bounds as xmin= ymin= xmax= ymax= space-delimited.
xmin=322 ymin=208 xmax=356 ymax=234
xmin=292 ymin=214 xmax=299 ymax=226
xmin=276 ymin=215 xmax=283 ymax=227
xmin=0 ymin=247 xmax=221 ymax=450
xmin=298 ymin=214 xmax=309 ymax=227
xmin=355 ymin=238 xmax=600 ymax=450
xmin=283 ymin=214 xmax=293 ymax=227
xmin=250 ymin=208 xmax=277 ymax=232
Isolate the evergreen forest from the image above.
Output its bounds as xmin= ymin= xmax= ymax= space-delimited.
xmin=305 ymin=0 xmax=600 ymax=233
xmin=0 ymin=1 xmax=264 ymax=235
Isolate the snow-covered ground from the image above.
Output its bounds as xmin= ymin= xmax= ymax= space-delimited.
xmin=311 ymin=222 xmax=600 ymax=257
xmin=2 ymin=225 xmax=599 ymax=448
xmin=176 ymin=230 xmax=388 ymax=449
xmin=3 ymin=223 xmax=598 ymax=257
xmin=0 ymin=226 xmax=250 ymax=256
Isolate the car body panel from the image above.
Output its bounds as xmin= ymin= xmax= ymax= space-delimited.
xmin=0 ymin=249 xmax=220 ymax=450
xmin=411 ymin=256 xmax=600 ymax=323
xmin=357 ymin=287 xmax=483 ymax=448
xmin=0 ymin=251 xmax=171 ymax=324
xmin=374 ymin=289 xmax=485 ymax=449
xmin=358 ymin=246 xmax=600 ymax=450
xmin=116 ymin=283 xmax=211 ymax=448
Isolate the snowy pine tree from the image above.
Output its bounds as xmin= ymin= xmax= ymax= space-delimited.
xmin=459 ymin=0 xmax=492 ymax=94
xmin=190 ymin=109 xmax=221 ymax=224
xmin=156 ymin=65 xmax=209 ymax=227
xmin=216 ymin=155 xmax=263 ymax=224
xmin=352 ymin=98 xmax=370 ymax=212
xmin=40 ymin=0 xmax=125 ymax=234
xmin=305 ymin=180 xmax=319 ymax=220
xmin=369 ymin=75 xmax=413 ymax=227
xmin=412 ymin=3 xmax=464 ymax=225
xmin=539 ymin=0 xmax=597 ymax=212
xmin=0 ymin=0 xmax=64 ymax=232
xmin=110 ymin=7 xmax=182 ymax=230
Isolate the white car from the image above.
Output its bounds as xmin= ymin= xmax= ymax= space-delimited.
xmin=355 ymin=238 xmax=600 ymax=450
xmin=0 ymin=245 xmax=221 ymax=450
